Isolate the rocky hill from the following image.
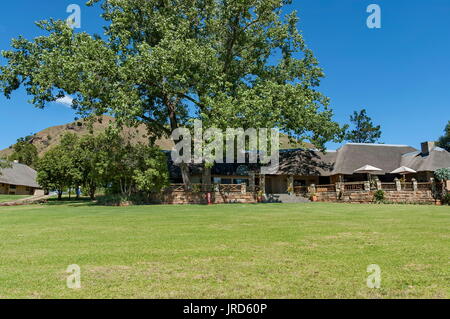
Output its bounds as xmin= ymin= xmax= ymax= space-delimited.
xmin=0 ymin=116 xmax=312 ymax=158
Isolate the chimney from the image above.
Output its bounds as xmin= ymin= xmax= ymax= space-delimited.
xmin=421 ymin=141 xmax=435 ymax=155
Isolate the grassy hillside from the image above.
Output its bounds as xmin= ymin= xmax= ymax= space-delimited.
xmin=0 ymin=116 xmax=312 ymax=158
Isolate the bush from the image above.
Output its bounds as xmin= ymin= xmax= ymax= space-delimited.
xmin=442 ymin=193 xmax=450 ymax=205
xmin=95 ymin=193 xmax=154 ymax=206
xmin=435 ymin=168 xmax=450 ymax=181
xmin=373 ymin=190 xmax=385 ymax=203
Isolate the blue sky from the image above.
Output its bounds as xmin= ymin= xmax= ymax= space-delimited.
xmin=0 ymin=0 xmax=449 ymax=150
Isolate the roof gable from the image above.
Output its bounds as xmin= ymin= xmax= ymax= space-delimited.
xmin=0 ymin=162 xmax=40 ymax=188
xmin=332 ymin=144 xmax=418 ymax=175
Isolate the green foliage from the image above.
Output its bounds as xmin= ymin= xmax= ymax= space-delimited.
xmin=36 ymin=127 xmax=169 ymax=200
xmin=442 ymin=193 xmax=450 ymax=205
xmin=373 ymin=190 xmax=385 ymax=203
xmin=133 ymin=158 xmax=169 ymax=194
xmin=0 ymin=0 xmax=345 ymax=186
xmin=345 ymin=109 xmax=382 ymax=143
xmin=434 ymin=168 xmax=450 ymax=181
xmin=36 ymin=144 xmax=78 ymax=200
xmin=0 ymin=159 xmax=12 ymax=176
xmin=8 ymin=137 xmax=38 ymax=167
xmin=436 ymin=121 xmax=450 ymax=152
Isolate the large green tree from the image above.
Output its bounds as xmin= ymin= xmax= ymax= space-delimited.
xmin=36 ymin=145 xmax=78 ymax=200
xmin=0 ymin=0 xmax=344 ymax=186
xmin=436 ymin=121 xmax=450 ymax=152
xmin=8 ymin=137 xmax=38 ymax=168
xmin=345 ymin=109 xmax=382 ymax=143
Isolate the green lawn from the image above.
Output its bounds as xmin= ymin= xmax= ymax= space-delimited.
xmin=0 ymin=202 xmax=448 ymax=299
xmin=0 ymin=195 xmax=30 ymax=203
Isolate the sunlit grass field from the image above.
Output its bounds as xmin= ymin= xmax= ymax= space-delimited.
xmin=0 ymin=201 xmax=448 ymax=299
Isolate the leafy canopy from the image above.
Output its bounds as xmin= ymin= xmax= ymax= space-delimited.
xmin=0 ymin=0 xmax=344 ymax=150
xmin=434 ymin=168 xmax=450 ymax=181
xmin=36 ymin=143 xmax=79 ymax=199
xmin=36 ymin=129 xmax=169 ymax=200
xmin=345 ymin=109 xmax=382 ymax=143
xmin=436 ymin=121 xmax=450 ymax=152
xmin=0 ymin=159 xmax=12 ymax=176
xmin=8 ymin=136 xmax=39 ymax=168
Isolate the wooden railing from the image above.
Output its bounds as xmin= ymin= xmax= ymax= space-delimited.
xmin=166 ymin=184 xmax=187 ymax=192
xmin=417 ymin=182 xmax=432 ymax=190
xmin=166 ymin=180 xmax=436 ymax=194
xmin=344 ymin=182 xmax=365 ymax=191
xmin=316 ymin=184 xmax=336 ymax=192
xmin=218 ymin=184 xmax=242 ymax=193
xmin=381 ymin=183 xmax=397 ymax=191
xmin=401 ymin=182 xmax=414 ymax=191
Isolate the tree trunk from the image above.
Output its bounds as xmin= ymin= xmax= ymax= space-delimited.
xmin=180 ymin=163 xmax=192 ymax=190
xmin=202 ymin=165 xmax=212 ymax=192
xmin=166 ymin=96 xmax=192 ymax=188
xmin=89 ymin=185 xmax=96 ymax=200
xmin=58 ymin=190 xmax=63 ymax=200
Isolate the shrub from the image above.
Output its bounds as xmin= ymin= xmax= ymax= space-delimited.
xmin=373 ymin=190 xmax=385 ymax=203
xmin=96 ymin=193 xmax=153 ymax=206
xmin=435 ymin=168 xmax=450 ymax=181
xmin=442 ymin=193 xmax=450 ymax=205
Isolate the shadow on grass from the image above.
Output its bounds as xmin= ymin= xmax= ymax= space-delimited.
xmin=44 ymin=197 xmax=98 ymax=207
xmin=44 ymin=195 xmax=159 ymax=207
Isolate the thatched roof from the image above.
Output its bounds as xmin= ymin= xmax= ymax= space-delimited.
xmin=0 ymin=162 xmax=40 ymax=188
xmin=166 ymin=143 xmax=450 ymax=179
xmin=330 ymin=143 xmax=417 ymax=175
xmin=401 ymin=146 xmax=450 ymax=172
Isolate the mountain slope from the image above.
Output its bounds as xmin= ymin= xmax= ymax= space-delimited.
xmin=0 ymin=116 xmax=312 ymax=158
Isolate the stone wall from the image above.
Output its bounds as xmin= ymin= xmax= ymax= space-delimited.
xmin=152 ymin=191 xmax=257 ymax=205
xmin=316 ymin=190 xmax=437 ymax=204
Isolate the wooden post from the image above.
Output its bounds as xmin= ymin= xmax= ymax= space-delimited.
xmin=376 ymin=179 xmax=382 ymax=190
xmin=394 ymin=178 xmax=401 ymax=191
xmin=412 ymin=178 xmax=418 ymax=191
xmin=249 ymin=172 xmax=255 ymax=193
xmin=260 ymin=174 xmax=266 ymax=195
xmin=241 ymin=183 xmax=247 ymax=194
xmin=287 ymin=175 xmax=294 ymax=195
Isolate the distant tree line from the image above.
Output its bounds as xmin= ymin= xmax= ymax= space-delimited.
xmin=36 ymin=129 xmax=169 ymax=200
xmin=345 ymin=109 xmax=382 ymax=144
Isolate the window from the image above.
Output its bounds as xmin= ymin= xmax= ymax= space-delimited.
xmin=294 ymin=180 xmax=306 ymax=186
xmin=234 ymin=179 xmax=249 ymax=186
xmin=9 ymin=185 xmax=16 ymax=190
